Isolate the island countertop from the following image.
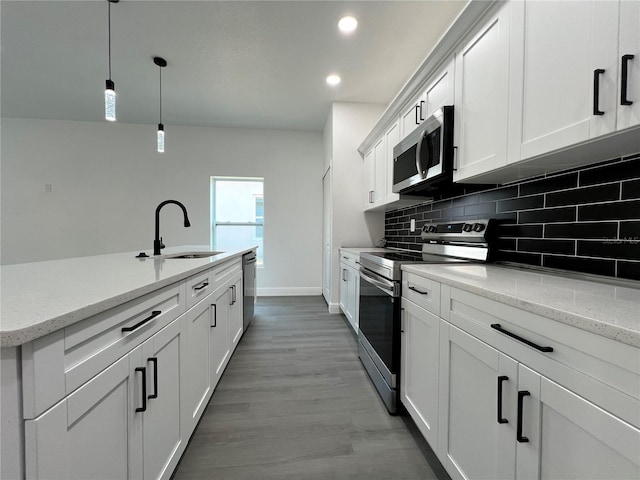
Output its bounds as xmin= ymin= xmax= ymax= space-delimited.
xmin=402 ymin=263 xmax=640 ymax=348
xmin=0 ymin=246 xmax=256 ymax=347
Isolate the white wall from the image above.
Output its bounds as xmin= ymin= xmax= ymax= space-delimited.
xmin=1 ymin=118 xmax=324 ymax=295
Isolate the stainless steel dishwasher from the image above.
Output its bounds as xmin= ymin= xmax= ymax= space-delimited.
xmin=242 ymin=251 xmax=257 ymax=331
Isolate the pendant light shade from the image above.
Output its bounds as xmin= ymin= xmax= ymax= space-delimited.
xmin=105 ymin=0 xmax=119 ymax=121
xmin=154 ymin=56 xmax=167 ymax=153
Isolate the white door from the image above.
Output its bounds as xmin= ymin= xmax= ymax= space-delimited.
xmin=183 ymin=296 xmax=212 ymax=432
xmin=229 ymin=276 xmax=244 ymax=351
xmin=438 ymin=324 xmax=517 ymax=480
xmin=618 ymin=0 xmax=640 ymax=131
xmin=322 ymin=169 xmax=331 ymax=303
xmin=516 ymin=364 xmax=640 ymax=480
xmin=400 ymin=299 xmax=440 ymax=450
xmin=210 ymin=282 xmax=231 ymax=389
xmin=141 ymin=319 xmax=183 ymax=480
xmin=24 ymin=354 xmax=143 ymax=479
xmin=453 ymin=1 xmax=511 ymax=182
xmin=510 ymin=0 xmax=619 ymax=160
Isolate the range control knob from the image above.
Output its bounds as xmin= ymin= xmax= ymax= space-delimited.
xmin=428 ymin=225 xmax=437 ymax=233
xmin=472 ymin=223 xmax=486 ymax=232
xmin=462 ymin=223 xmax=473 ymax=232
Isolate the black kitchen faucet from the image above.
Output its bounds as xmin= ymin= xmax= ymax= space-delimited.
xmin=154 ymin=200 xmax=191 ymax=255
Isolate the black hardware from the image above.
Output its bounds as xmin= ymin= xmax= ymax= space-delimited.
xmin=415 ymin=105 xmax=420 ymax=125
xmin=452 ymin=145 xmax=458 ymax=172
xmin=593 ymin=69 xmax=605 ymax=115
xmin=408 ymin=285 xmax=429 ymax=296
xmin=419 ymin=100 xmax=426 ymax=121
xmin=621 ymin=55 xmax=634 ymax=106
xmin=135 ymin=252 xmax=149 ymax=258
xmin=122 ymin=310 xmax=161 ymax=333
xmin=517 ymin=390 xmax=530 ymax=442
xmin=193 ymin=281 xmax=209 ymax=291
xmin=497 ymin=376 xmax=508 ymax=424
xmin=211 ymin=304 xmax=217 ymax=327
xmin=490 ymin=324 xmax=553 ymax=352
xmin=231 ymin=285 xmax=237 ymax=304
xmin=135 ymin=367 xmax=147 ymax=412
xmin=154 ymin=200 xmax=191 ymax=255
xmin=148 ymin=357 xmax=158 ymax=399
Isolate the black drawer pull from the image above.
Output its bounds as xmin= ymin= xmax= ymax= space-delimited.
xmin=414 ymin=104 xmax=420 ymax=125
xmin=419 ymin=100 xmax=425 ymax=121
xmin=593 ymin=68 xmax=605 ymax=115
xmin=193 ymin=281 xmax=209 ymax=291
xmin=135 ymin=367 xmax=147 ymax=412
xmin=122 ymin=310 xmax=161 ymax=333
xmin=490 ymin=324 xmax=553 ymax=352
xmin=621 ymin=54 xmax=634 ymax=106
xmin=148 ymin=357 xmax=158 ymax=399
xmin=497 ymin=376 xmax=509 ymax=424
xmin=517 ymin=390 xmax=530 ymax=443
xmin=408 ymin=285 xmax=429 ymax=296
xmin=211 ymin=304 xmax=217 ymax=328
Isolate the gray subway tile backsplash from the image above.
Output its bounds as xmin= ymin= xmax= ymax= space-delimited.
xmin=384 ymin=154 xmax=640 ymax=282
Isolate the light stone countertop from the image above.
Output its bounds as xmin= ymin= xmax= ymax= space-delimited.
xmin=0 ymin=245 xmax=256 ymax=347
xmin=339 ymin=247 xmax=389 ymax=255
xmin=402 ymin=263 xmax=640 ymax=347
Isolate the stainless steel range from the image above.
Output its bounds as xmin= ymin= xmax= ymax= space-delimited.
xmin=357 ymin=219 xmax=494 ymax=414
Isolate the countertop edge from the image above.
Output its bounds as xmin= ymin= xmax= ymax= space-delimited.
xmin=1 ymin=247 xmax=256 ymax=348
xmin=401 ymin=264 xmax=640 ymax=348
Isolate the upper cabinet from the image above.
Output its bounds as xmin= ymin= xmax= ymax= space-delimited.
xmin=453 ymin=2 xmax=512 ymax=182
xmin=618 ymin=0 xmax=640 ymax=131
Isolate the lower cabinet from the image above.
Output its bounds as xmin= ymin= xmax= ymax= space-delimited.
xmin=229 ymin=273 xmax=244 ymax=352
xmin=339 ymin=253 xmax=359 ymax=332
xmin=210 ymin=282 xmax=232 ymax=389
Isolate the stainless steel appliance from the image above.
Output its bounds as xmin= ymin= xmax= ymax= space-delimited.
xmin=358 ymin=219 xmax=493 ymax=414
xmin=242 ymin=251 xmax=257 ymax=331
xmin=392 ymin=106 xmax=454 ymax=196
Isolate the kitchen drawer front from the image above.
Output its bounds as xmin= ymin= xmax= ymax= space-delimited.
xmin=211 ymin=258 xmax=242 ymax=289
xmin=185 ymin=268 xmax=215 ymax=310
xmin=442 ymin=285 xmax=640 ymax=428
xmin=339 ymin=251 xmax=359 ymax=270
xmin=402 ymin=272 xmax=441 ymax=316
xmin=22 ymin=282 xmax=186 ymax=419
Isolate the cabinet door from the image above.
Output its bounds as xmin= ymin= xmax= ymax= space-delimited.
xmin=384 ymin=121 xmax=400 ymax=200
xmin=229 ymin=276 xmax=244 ymax=352
xmin=618 ymin=0 xmax=640 ymax=130
xmin=401 ymin=94 xmax=425 ymax=140
xmin=24 ymin=354 xmax=143 ymax=479
xmin=516 ymin=364 xmax=640 ymax=480
xmin=363 ymin=148 xmax=375 ymax=208
xmin=511 ymin=1 xmax=619 ymax=160
xmin=373 ymin=137 xmax=386 ymax=206
xmin=339 ymin=264 xmax=349 ymax=315
xmin=453 ymin=2 xmax=511 ymax=182
xmin=400 ymin=299 xmax=440 ymax=450
xmin=438 ymin=323 xmax=517 ymax=480
xmin=182 ymin=296 xmax=212 ymax=432
xmin=424 ymin=59 xmax=454 ymax=119
xmin=346 ymin=266 xmax=358 ymax=331
xmin=141 ymin=319 xmax=184 ymax=480
xmin=210 ymin=283 xmax=231 ymax=389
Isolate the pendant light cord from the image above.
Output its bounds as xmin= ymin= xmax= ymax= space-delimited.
xmin=159 ymin=65 xmax=162 ymax=124
xmin=107 ymin=0 xmax=112 ymax=80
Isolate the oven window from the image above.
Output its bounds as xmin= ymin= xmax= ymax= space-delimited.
xmin=358 ymin=277 xmax=400 ymax=372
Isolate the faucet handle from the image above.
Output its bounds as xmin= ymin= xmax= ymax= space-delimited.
xmin=160 ymin=237 xmax=165 ymax=250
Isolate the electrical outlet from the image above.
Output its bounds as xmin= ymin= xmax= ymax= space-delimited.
xmin=410 ymin=218 xmax=416 ymax=232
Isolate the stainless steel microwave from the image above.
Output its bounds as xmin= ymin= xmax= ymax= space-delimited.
xmin=392 ymin=105 xmax=454 ymax=195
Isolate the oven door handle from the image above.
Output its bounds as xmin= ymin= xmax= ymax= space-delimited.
xmin=359 ymin=269 xmax=397 ymax=296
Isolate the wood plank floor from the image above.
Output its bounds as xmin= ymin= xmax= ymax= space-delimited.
xmin=172 ymin=296 xmax=448 ymax=480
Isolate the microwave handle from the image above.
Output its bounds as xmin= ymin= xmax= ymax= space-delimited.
xmin=415 ymin=131 xmax=430 ymax=179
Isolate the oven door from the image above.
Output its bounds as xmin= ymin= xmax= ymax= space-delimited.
xmin=358 ymin=268 xmax=401 ymax=412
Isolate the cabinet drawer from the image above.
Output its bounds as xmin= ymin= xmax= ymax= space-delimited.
xmin=339 ymin=251 xmax=359 ymax=270
xmin=402 ymin=272 xmax=441 ymax=316
xmin=442 ymin=285 xmax=640 ymax=428
xmin=211 ymin=259 xmax=242 ymax=289
xmin=186 ymin=269 xmax=215 ymax=310
xmin=22 ymin=282 xmax=186 ymax=419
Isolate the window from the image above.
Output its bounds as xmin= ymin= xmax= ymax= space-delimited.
xmin=211 ymin=177 xmax=264 ymax=265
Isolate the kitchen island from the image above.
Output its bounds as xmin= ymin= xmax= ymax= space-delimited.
xmin=1 ymin=245 xmax=256 ymax=480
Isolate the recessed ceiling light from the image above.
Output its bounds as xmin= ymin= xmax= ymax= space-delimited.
xmin=338 ymin=15 xmax=358 ymax=34
xmin=326 ymin=74 xmax=341 ymax=86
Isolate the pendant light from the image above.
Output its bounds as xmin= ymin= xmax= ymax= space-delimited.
xmin=104 ymin=0 xmax=119 ymax=121
xmin=154 ymin=57 xmax=167 ymax=153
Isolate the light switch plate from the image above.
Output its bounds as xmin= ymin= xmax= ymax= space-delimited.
xmin=410 ymin=219 xmax=416 ymax=232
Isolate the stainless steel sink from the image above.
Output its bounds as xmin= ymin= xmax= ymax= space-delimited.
xmin=162 ymin=251 xmax=224 ymax=259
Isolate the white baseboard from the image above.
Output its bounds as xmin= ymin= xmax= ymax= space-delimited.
xmin=327 ymin=303 xmax=341 ymax=314
xmin=257 ymin=287 xmax=322 ymax=296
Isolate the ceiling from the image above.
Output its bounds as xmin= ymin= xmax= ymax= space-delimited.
xmin=1 ymin=1 xmax=466 ymax=132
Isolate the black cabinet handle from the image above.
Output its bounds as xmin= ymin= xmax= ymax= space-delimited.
xmin=211 ymin=304 xmax=217 ymax=327
xmin=147 ymin=357 xmax=158 ymax=399
xmin=415 ymin=104 xmax=420 ymax=125
xmin=517 ymin=390 xmax=530 ymax=443
xmin=135 ymin=367 xmax=147 ymax=412
xmin=419 ymin=100 xmax=426 ymax=121
xmin=193 ymin=281 xmax=209 ymax=291
xmin=122 ymin=310 xmax=161 ymax=333
xmin=408 ymin=285 xmax=429 ymax=296
xmin=593 ymin=68 xmax=605 ymax=115
xmin=490 ymin=324 xmax=553 ymax=352
xmin=497 ymin=376 xmax=509 ymax=424
xmin=621 ymin=54 xmax=634 ymax=106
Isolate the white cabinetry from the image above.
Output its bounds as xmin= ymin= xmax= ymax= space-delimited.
xmin=453 ymin=1 xmax=512 ymax=182
xmin=618 ymin=0 xmax=640 ymax=131
xmin=210 ymin=282 xmax=231 ymax=389
xmin=339 ymin=251 xmax=360 ymax=332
